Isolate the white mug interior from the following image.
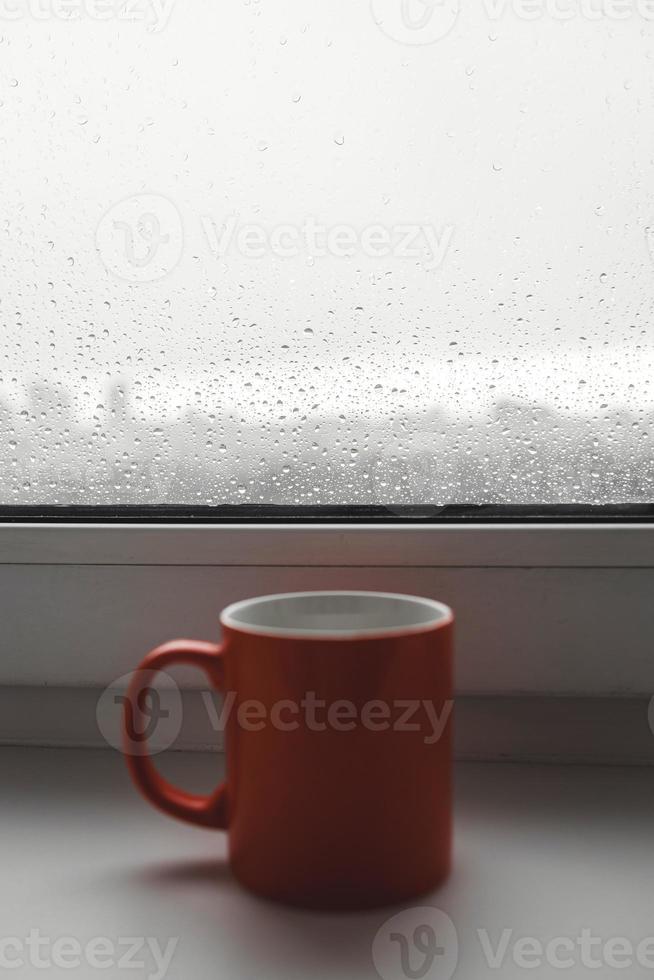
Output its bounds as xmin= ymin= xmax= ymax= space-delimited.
xmin=221 ymin=590 xmax=453 ymax=639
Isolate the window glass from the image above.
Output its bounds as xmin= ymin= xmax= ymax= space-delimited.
xmin=1 ymin=1 xmax=652 ymax=504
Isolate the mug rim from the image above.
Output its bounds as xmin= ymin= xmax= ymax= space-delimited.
xmin=220 ymin=590 xmax=454 ymax=640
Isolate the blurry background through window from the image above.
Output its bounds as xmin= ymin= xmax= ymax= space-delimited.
xmin=1 ymin=0 xmax=653 ymax=505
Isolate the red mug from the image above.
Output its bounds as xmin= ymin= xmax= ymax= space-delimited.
xmin=124 ymin=590 xmax=454 ymax=910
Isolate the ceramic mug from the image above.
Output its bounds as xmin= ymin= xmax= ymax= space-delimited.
xmin=124 ymin=590 xmax=454 ymax=910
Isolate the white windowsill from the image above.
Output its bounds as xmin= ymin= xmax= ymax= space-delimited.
xmin=1 ymin=521 xmax=654 ymax=566
xmin=4 ymin=746 xmax=654 ymax=980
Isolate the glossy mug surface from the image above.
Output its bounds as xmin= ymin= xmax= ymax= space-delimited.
xmin=124 ymin=590 xmax=454 ymax=910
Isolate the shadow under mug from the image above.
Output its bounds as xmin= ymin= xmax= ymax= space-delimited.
xmin=124 ymin=590 xmax=454 ymax=910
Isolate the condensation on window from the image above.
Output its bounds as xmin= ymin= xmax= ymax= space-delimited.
xmin=1 ymin=1 xmax=652 ymax=505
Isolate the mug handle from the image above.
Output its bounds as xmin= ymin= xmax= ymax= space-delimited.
xmin=123 ymin=639 xmax=228 ymax=829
